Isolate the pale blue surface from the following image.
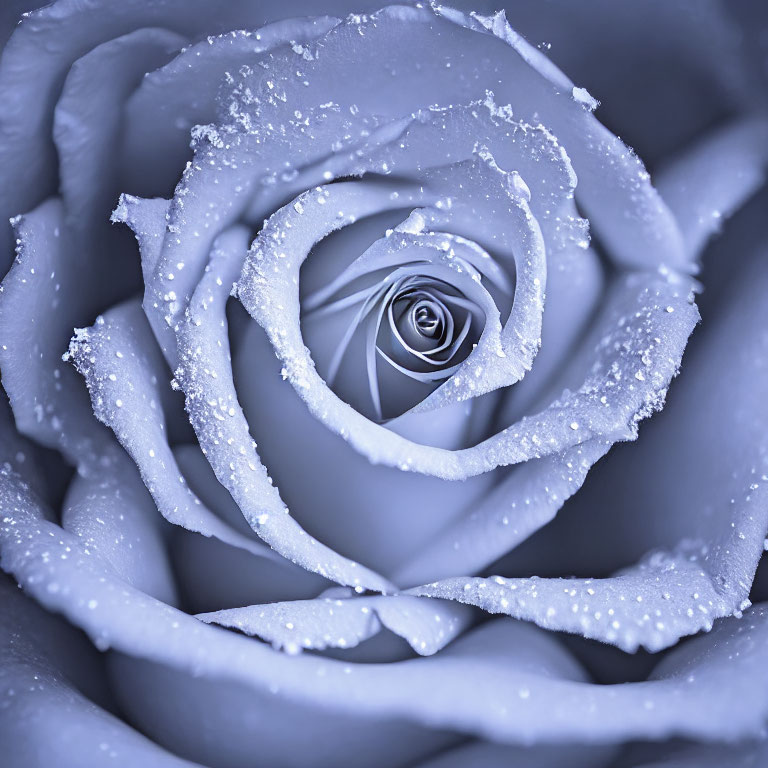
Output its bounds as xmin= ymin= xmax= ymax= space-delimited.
xmin=0 ymin=2 xmax=767 ymax=766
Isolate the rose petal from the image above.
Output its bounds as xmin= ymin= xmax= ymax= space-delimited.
xmin=241 ymin=156 xmax=546 ymax=414
xmin=476 ymin=235 xmax=768 ymax=647
xmin=151 ymin=3 xmax=685 ymax=360
xmin=235 ymin=322 xmax=493 ymax=576
xmin=150 ymin=109 xmax=405 ymax=367
xmin=501 ymin=0 xmax=754 ymax=164
xmin=347 ymin=97 xmax=605 ymax=423
xmin=110 ymin=194 xmax=182 ymax=366
xmin=642 ymin=251 xmax=768 ymax=614
xmin=120 ymin=17 xmax=341 ymax=198
xmin=65 ymin=298 xmax=287 ymax=566
xmin=406 ymin=244 xmax=768 ymax=649
xmin=0 ymin=0 xmax=181 ymax=271
xmin=62 ymin=450 xmax=178 ymax=606
xmin=197 ymin=592 xmax=474 ymax=656
xmin=0 ymin=198 xmax=113 ymax=467
xmin=111 ymin=194 xmax=169 ymax=280
xmin=0 ymin=397 xmax=47 ymax=493
xmin=657 ymin=116 xmax=768 ymax=261
xmin=53 ymin=27 xmax=184 ymax=230
xmin=0 ymin=0 xmax=393 ymax=272
xmin=171 ymin=223 xmax=393 ymax=591
xmin=171 ymin=443 xmax=328 ymax=611
xmin=0 ymin=3 xmax=39 ymax=49
xmin=246 ymin=239 xmax=695 ymax=481
xmin=394 ymin=439 xmax=612 ymax=586
xmin=411 ymin=541 xmax=739 ymax=653
xmin=344 ymin=97 xmax=598 ymax=411
xmin=0 ymin=577 xmax=200 ymax=768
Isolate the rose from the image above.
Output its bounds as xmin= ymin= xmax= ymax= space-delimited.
xmin=0 ymin=1 xmax=767 ymax=767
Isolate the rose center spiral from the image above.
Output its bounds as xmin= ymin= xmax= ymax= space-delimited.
xmin=411 ymin=299 xmax=443 ymax=338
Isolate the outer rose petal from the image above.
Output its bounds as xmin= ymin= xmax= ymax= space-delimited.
xmin=502 ymin=0 xmax=755 ymax=164
xmin=0 ymin=198 xmax=113 ymax=467
xmin=0 ymin=2 xmax=39 ymax=49
xmin=0 ymin=578 xmax=202 ymax=768
xmin=412 ymin=544 xmax=740 ymax=653
xmin=120 ymin=17 xmax=341 ymax=198
xmin=657 ymin=116 xmax=768 ymax=261
xmin=53 ymin=27 xmax=184 ymax=230
xmin=61 ymin=449 xmax=179 ymax=606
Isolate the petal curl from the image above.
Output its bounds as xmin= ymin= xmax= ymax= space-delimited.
xmin=65 ymin=299 xmax=288 ymax=566
xmin=339 ymin=97 xmax=604 ymax=422
xmin=197 ymin=592 xmax=473 ymax=656
xmin=171 ymin=223 xmax=393 ymax=591
xmin=412 ymin=541 xmax=740 ymax=653
xmin=209 ymin=4 xmax=685 ymax=270
xmin=478 ymin=236 xmax=768 ymax=648
xmin=0 ymin=0 xmax=390 ymax=272
xmin=239 ymin=156 xmax=547 ymax=414
xmin=245 ymin=236 xmax=696 ymax=480
xmin=150 ymin=3 xmax=688 ymax=381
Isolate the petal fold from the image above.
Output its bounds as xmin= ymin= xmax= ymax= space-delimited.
xmin=197 ymin=592 xmax=473 ymax=656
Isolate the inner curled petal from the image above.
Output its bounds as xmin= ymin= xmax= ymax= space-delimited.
xmin=409 ymin=298 xmax=444 ymax=339
xmin=237 ymin=155 xmax=554 ymax=472
xmin=306 ymin=252 xmax=490 ymax=420
xmin=386 ymin=281 xmax=474 ymax=366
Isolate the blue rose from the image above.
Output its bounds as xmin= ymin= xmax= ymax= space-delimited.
xmin=0 ymin=1 xmax=767 ymax=766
